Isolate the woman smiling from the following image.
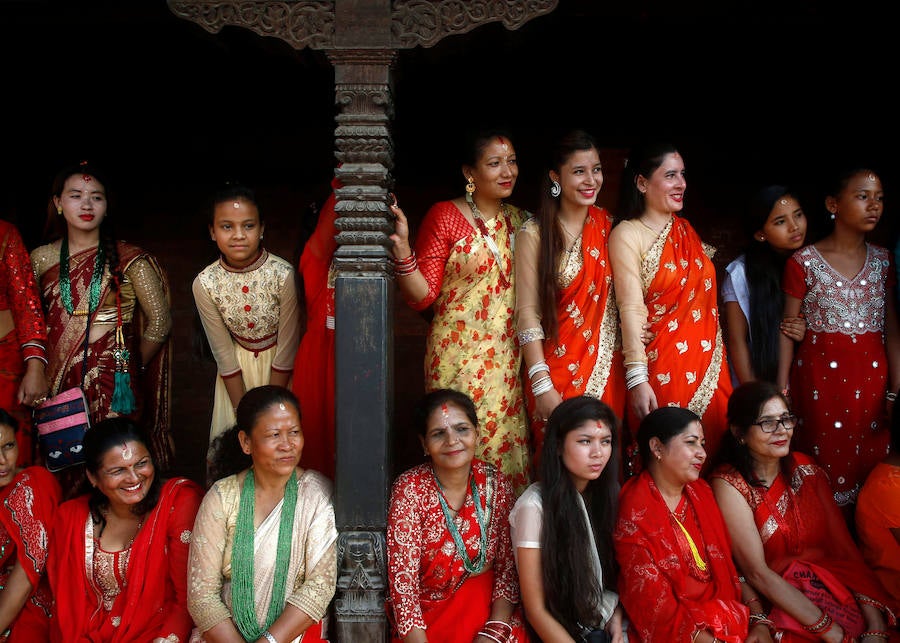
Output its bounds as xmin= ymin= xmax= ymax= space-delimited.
xmin=47 ymin=416 xmax=203 ymax=642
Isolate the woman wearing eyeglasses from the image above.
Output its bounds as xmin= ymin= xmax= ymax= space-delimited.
xmin=709 ymin=381 xmax=897 ymax=643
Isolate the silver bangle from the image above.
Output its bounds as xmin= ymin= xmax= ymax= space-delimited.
xmin=518 ymin=326 xmax=545 ymax=345
xmin=261 ymin=631 xmax=278 ymax=643
xmin=527 ymin=361 xmax=550 ymax=379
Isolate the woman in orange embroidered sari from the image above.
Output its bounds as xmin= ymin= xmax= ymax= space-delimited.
xmin=609 ymin=142 xmax=731 ymax=468
xmin=390 ymin=130 xmax=531 ymax=493
xmin=710 ymin=381 xmax=897 ymax=642
xmin=514 ymin=129 xmax=625 ymax=473
xmin=31 ymin=162 xmax=173 ymax=476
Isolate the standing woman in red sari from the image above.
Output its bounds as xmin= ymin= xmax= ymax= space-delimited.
xmin=514 ymin=129 xmax=626 ymax=472
xmin=386 ymin=389 xmax=527 ymax=643
xmin=0 ymin=219 xmax=51 ymax=465
xmin=776 ymin=166 xmax=900 ymax=512
xmin=0 ymin=409 xmax=61 ymax=642
xmin=609 ymin=142 xmax=732 ymax=467
xmin=30 ymin=161 xmax=174 ymax=478
xmin=710 ymin=381 xmax=897 ymax=642
xmin=292 ymin=179 xmax=339 ymax=480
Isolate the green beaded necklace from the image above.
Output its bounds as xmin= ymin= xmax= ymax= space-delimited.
xmin=59 ymin=238 xmax=105 ymax=316
xmin=232 ymin=468 xmax=298 ymax=641
xmin=433 ymin=467 xmax=488 ymax=574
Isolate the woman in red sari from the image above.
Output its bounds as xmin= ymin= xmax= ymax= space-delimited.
xmin=609 ymin=142 xmax=732 ymax=467
xmin=710 ymin=381 xmax=897 ymax=642
xmin=514 ymin=129 xmax=626 ymax=472
xmin=292 ymin=180 xmax=339 ymax=480
xmin=386 ymin=389 xmax=527 ymax=643
xmin=31 ymin=161 xmax=174 ymax=478
xmin=0 ymin=219 xmax=50 ymax=465
xmin=47 ymin=416 xmax=203 ymax=642
xmin=0 ymin=409 xmax=61 ymax=642
xmin=614 ymin=406 xmax=771 ymax=643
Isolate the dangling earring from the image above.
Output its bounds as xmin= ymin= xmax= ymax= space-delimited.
xmin=465 ymin=177 xmax=475 ymax=194
xmin=830 ymin=211 xmax=836 ymax=220
xmin=550 ymin=180 xmax=561 ymax=198
xmin=56 ymin=206 xmax=63 ymax=216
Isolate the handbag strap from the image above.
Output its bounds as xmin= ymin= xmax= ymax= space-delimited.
xmin=80 ymin=308 xmax=91 ymax=389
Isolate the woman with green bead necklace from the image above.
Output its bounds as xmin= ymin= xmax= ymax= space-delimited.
xmin=386 ymin=388 xmax=528 ymax=643
xmin=188 ymin=385 xmax=337 ymax=643
xmin=31 ymin=161 xmax=174 ymax=485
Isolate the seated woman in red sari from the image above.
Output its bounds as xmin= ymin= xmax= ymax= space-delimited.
xmin=47 ymin=416 xmax=203 ymax=643
xmin=710 ymin=381 xmax=898 ymax=642
xmin=0 ymin=409 xmax=61 ymax=642
xmin=614 ymin=406 xmax=772 ymax=643
xmin=386 ymin=389 xmax=527 ymax=643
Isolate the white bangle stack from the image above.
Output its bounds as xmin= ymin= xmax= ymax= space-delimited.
xmin=625 ymin=363 xmax=649 ymax=390
xmin=531 ymin=374 xmax=554 ymax=396
xmin=527 ymin=361 xmax=550 ymax=380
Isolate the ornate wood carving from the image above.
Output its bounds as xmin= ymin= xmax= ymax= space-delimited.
xmin=167 ymin=0 xmax=558 ymax=51
xmin=167 ymin=1 xmax=335 ymax=49
xmin=392 ymin=0 xmax=558 ymax=48
xmin=334 ymin=531 xmax=388 ymax=637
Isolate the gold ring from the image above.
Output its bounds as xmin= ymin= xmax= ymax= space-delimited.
xmin=33 ymin=396 xmax=47 ymax=406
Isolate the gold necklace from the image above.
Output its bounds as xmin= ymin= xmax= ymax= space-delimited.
xmin=558 ymin=218 xmax=583 ymax=253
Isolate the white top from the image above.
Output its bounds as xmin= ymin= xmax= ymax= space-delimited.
xmin=508 ymin=482 xmax=618 ymax=626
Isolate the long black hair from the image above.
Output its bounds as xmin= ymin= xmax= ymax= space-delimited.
xmin=538 ymin=396 xmax=620 ymax=637
xmin=743 ymin=185 xmax=802 ymax=381
xmin=537 ymin=129 xmax=599 ymax=342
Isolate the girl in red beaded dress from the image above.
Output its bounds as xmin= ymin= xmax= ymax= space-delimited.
xmin=777 ymin=166 xmax=900 ymax=515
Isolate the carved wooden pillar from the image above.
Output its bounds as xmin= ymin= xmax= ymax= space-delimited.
xmin=166 ymin=2 xmax=557 ymax=640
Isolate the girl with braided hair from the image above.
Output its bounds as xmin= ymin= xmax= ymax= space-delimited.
xmin=31 ymin=161 xmax=173 ymax=487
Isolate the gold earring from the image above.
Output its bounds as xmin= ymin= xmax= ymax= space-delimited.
xmin=56 ymin=206 xmax=63 ymax=215
xmin=465 ymin=177 xmax=475 ymax=194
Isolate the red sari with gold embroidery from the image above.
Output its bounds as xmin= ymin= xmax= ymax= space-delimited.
xmin=35 ymin=242 xmax=173 ymax=470
xmin=524 ymin=206 xmax=626 ymax=463
xmin=710 ymin=453 xmax=897 ymax=641
xmin=637 ymin=215 xmax=731 ymax=461
xmin=614 ymin=471 xmax=749 ymax=642
xmin=0 ymin=467 xmax=60 ymax=643
xmin=386 ymin=460 xmax=527 ymax=641
xmin=47 ymin=477 xmax=203 ymax=643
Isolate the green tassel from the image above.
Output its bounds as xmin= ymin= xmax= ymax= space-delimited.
xmin=112 ymin=370 xmax=136 ymax=414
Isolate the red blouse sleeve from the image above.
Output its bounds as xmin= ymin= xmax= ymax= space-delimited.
xmin=782 ymin=252 xmax=808 ymax=300
xmin=409 ymin=201 xmax=473 ymax=312
xmin=1 ymin=222 xmax=47 ymax=350
xmin=386 ymin=471 xmax=428 ymax=636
